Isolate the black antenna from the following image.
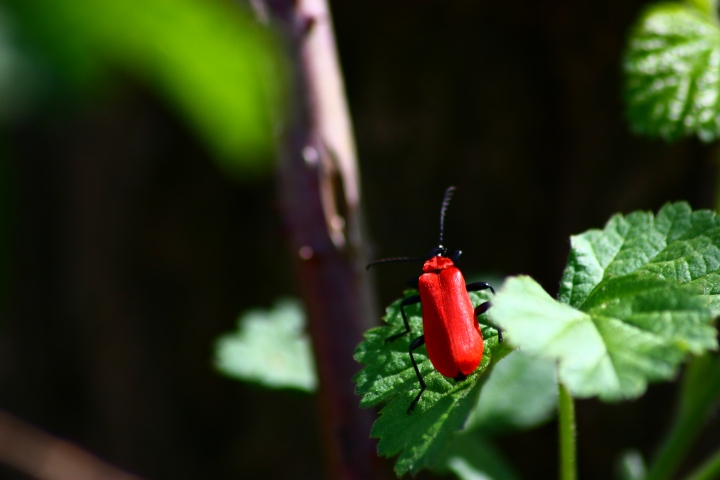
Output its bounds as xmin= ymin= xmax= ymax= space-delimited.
xmin=366 ymin=256 xmax=425 ymax=270
xmin=438 ymin=186 xmax=456 ymax=247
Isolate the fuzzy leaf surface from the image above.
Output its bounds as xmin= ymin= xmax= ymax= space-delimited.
xmin=354 ymin=290 xmax=507 ymax=476
xmin=624 ymin=2 xmax=720 ymax=141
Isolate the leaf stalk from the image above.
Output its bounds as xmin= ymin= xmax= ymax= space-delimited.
xmin=646 ymin=353 xmax=720 ymax=480
xmin=558 ymin=381 xmax=577 ymax=480
xmin=684 ymin=447 xmax=720 ymax=480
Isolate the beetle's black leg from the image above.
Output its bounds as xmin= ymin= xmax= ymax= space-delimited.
xmin=467 ymin=282 xmax=503 ymax=342
xmin=465 ymin=281 xmax=495 ymax=295
xmin=449 ymin=249 xmax=462 ymax=263
xmin=407 ymin=335 xmax=426 ymax=414
xmin=385 ymin=294 xmax=421 ymax=343
xmin=472 ymin=301 xmax=503 ymax=342
xmin=474 ymin=302 xmax=491 ymax=316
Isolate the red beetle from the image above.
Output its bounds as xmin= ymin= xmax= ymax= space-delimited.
xmin=368 ymin=186 xmax=500 ymax=413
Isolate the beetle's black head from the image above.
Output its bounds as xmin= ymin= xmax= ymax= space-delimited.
xmin=426 ymin=245 xmax=462 ymax=263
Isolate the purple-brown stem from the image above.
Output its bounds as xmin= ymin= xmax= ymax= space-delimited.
xmin=253 ymin=0 xmax=388 ymax=479
xmin=0 ymin=409 xmax=141 ymax=480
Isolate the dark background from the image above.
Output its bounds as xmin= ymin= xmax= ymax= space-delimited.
xmin=0 ymin=0 xmax=718 ymax=479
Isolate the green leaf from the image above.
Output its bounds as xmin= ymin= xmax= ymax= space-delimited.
xmin=624 ymin=2 xmax=720 ymax=142
xmin=434 ymin=431 xmax=521 ymax=480
xmin=354 ymin=291 xmax=508 ymax=477
xmin=215 ymin=299 xmax=317 ymax=392
xmin=464 ymin=349 xmax=558 ymax=433
xmin=494 ymin=275 xmax=714 ymax=400
xmin=493 ymin=203 xmax=720 ymax=401
xmin=685 ymin=0 xmax=718 ymax=18
xmin=559 ymin=202 xmax=720 ymax=313
xmin=429 ymin=350 xmax=556 ymax=479
xmin=618 ymin=450 xmax=647 ymax=480
xmin=9 ymin=0 xmax=285 ymax=174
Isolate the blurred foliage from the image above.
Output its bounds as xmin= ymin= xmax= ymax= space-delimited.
xmin=645 ymin=352 xmax=720 ymax=480
xmin=215 ymin=299 xmax=317 ymax=392
xmin=435 ymin=432 xmax=521 ymax=480
xmin=624 ymin=0 xmax=720 ymax=142
xmin=465 ymin=350 xmax=557 ymax=433
xmin=431 ymin=350 xmax=557 ymax=480
xmin=618 ymin=450 xmax=648 ymax=480
xmin=1 ymin=0 xmax=286 ymax=176
xmin=0 ymin=11 xmax=38 ymax=122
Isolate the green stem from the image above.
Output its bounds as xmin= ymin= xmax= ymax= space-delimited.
xmin=715 ymin=143 xmax=720 ymax=212
xmin=684 ymin=447 xmax=720 ymax=480
xmin=687 ymin=0 xmax=719 ymax=21
xmin=645 ymin=416 xmax=696 ymax=480
xmin=558 ymin=382 xmax=577 ymax=480
xmin=646 ymin=354 xmax=720 ymax=480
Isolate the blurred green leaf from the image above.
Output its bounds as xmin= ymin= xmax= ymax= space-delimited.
xmin=465 ymin=349 xmax=557 ymax=433
xmin=354 ymin=290 xmax=510 ymax=477
xmin=685 ymin=0 xmax=718 ymax=18
xmin=0 ymin=8 xmax=41 ymax=122
xmin=618 ymin=450 xmax=648 ymax=480
xmin=431 ymin=348 xmax=556 ymax=480
xmin=624 ymin=1 xmax=720 ymax=141
xmin=434 ymin=431 xmax=520 ymax=480
xmin=215 ymin=299 xmax=317 ymax=392
xmin=9 ymin=0 xmax=284 ymax=174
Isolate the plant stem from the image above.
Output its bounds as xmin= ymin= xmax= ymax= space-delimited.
xmin=252 ymin=1 xmax=388 ymax=479
xmin=558 ymin=382 xmax=577 ymax=480
xmin=684 ymin=448 xmax=720 ymax=480
xmin=0 ymin=409 xmax=139 ymax=480
xmin=715 ymin=143 xmax=720 ymax=212
xmin=646 ymin=353 xmax=720 ymax=480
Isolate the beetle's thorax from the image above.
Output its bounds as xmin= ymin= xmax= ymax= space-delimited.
xmin=422 ymin=255 xmax=455 ymax=273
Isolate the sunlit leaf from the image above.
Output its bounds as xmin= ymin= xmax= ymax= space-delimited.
xmin=559 ymin=202 xmax=720 ymax=313
xmin=492 ymin=203 xmax=719 ymax=401
xmin=493 ymin=275 xmax=715 ymax=400
xmin=354 ymin=290 xmax=509 ymax=476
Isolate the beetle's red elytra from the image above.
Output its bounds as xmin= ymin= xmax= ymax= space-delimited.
xmin=367 ymin=186 xmax=500 ymax=413
xmin=419 ymin=256 xmax=484 ymax=379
